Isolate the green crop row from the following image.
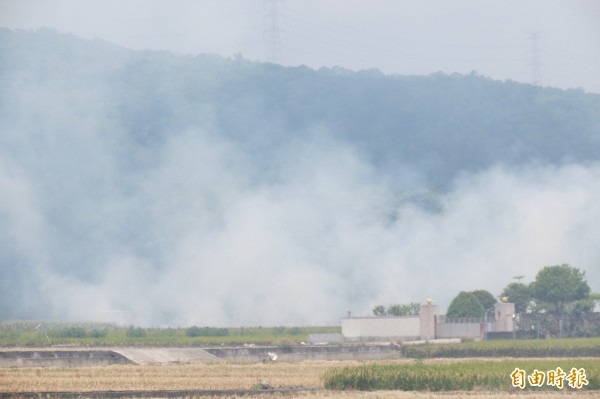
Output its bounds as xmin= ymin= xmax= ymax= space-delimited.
xmin=185 ymin=326 xmax=230 ymax=337
xmin=323 ymin=359 xmax=600 ymax=391
xmin=401 ymin=337 xmax=600 ymax=358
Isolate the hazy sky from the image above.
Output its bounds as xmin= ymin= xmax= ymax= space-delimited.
xmin=1 ymin=0 xmax=599 ymax=93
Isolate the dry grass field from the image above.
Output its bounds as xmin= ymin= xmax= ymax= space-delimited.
xmin=249 ymin=393 xmax=600 ymax=399
xmin=0 ymin=361 xmax=328 ymax=391
xmin=1 ymin=359 xmax=599 ymax=398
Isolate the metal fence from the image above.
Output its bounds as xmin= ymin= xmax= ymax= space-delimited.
xmin=517 ymin=313 xmax=600 ymax=339
xmin=436 ymin=315 xmax=486 ymax=324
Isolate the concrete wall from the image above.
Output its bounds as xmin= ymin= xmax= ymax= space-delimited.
xmin=495 ymin=302 xmax=515 ymax=332
xmin=0 ymin=350 xmax=132 ymax=368
xmin=342 ymin=316 xmax=420 ymax=340
xmin=436 ymin=322 xmax=484 ymax=339
xmin=307 ymin=333 xmax=345 ymax=344
xmin=340 ymin=301 xmax=515 ymax=341
xmin=419 ymin=304 xmax=440 ymax=340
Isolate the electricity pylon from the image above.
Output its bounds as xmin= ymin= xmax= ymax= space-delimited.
xmin=264 ymin=0 xmax=284 ymax=63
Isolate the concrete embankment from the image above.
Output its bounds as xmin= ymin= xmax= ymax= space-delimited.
xmin=0 ymin=344 xmax=402 ymax=367
xmin=0 ymin=350 xmax=132 ymax=367
xmin=111 ymin=347 xmax=220 ymax=365
xmin=205 ymin=344 xmax=403 ymax=362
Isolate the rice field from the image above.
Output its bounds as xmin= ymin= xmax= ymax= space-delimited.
xmin=1 ymin=358 xmax=599 ymax=398
xmin=324 ymin=358 xmax=600 ymax=391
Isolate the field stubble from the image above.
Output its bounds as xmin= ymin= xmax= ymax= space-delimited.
xmin=0 ymin=360 xmax=331 ymax=392
xmin=1 ymin=358 xmax=599 ymax=398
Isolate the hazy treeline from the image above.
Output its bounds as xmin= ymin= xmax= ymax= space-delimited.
xmin=3 ymin=29 xmax=599 ymax=187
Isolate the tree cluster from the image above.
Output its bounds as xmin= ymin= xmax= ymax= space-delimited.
xmin=372 ymin=302 xmax=421 ymax=316
xmin=461 ymin=264 xmax=597 ymax=337
xmin=500 ymin=264 xmax=598 ymax=337
xmin=374 ymin=264 xmax=598 ymax=337
xmin=442 ymin=289 xmax=498 ymax=319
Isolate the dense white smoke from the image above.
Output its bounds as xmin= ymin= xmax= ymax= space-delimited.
xmin=1 ymin=31 xmax=598 ymax=326
xmin=3 ymin=118 xmax=599 ymax=326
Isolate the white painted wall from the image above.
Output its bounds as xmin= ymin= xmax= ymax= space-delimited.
xmin=342 ymin=316 xmax=420 ymax=339
xmin=341 ymin=302 xmax=515 ymax=341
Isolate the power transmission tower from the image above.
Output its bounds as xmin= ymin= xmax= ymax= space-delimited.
xmin=264 ymin=0 xmax=284 ymax=63
xmin=528 ymin=32 xmax=543 ymax=86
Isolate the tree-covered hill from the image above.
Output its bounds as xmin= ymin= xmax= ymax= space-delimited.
xmin=2 ymin=28 xmax=599 ymax=188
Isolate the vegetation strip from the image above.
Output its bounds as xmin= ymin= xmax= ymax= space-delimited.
xmin=0 ymin=388 xmax=319 ymax=399
xmin=323 ymin=359 xmax=600 ymax=391
xmin=402 ymin=337 xmax=600 ymax=358
xmin=0 ymin=321 xmax=340 ymax=347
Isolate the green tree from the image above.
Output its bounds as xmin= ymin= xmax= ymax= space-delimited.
xmin=470 ymin=290 xmax=497 ymax=317
xmin=568 ymin=298 xmax=596 ymax=318
xmin=446 ymin=292 xmax=485 ymax=319
xmin=387 ymin=302 xmax=420 ymax=316
xmin=372 ymin=305 xmax=386 ymax=316
xmin=387 ymin=304 xmax=403 ymax=316
xmin=501 ymin=282 xmax=532 ymax=313
xmin=531 ymin=264 xmax=590 ymax=317
xmin=406 ymin=302 xmax=421 ymax=316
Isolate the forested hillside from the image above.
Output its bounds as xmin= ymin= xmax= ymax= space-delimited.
xmin=1 ymin=28 xmax=599 ymax=325
xmin=2 ymin=28 xmax=599 ymax=187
